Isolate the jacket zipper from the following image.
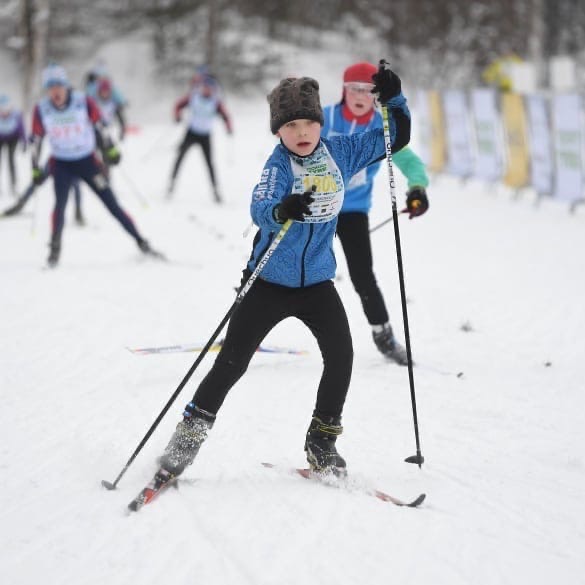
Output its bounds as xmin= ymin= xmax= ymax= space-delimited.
xmin=300 ymin=224 xmax=314 ymax=287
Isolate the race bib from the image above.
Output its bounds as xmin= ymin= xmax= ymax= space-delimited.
xmin=290 ymin=145 xmax=344 ymax=223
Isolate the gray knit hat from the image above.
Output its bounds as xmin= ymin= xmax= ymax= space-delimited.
xmin=267 ymin=77 xmax=324 ymax=134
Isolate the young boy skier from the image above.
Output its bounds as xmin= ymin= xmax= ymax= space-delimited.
xmin=322 ymin=61 xmax=429 ymax=365
xmin=167 ymin=69 xmax=233 ymax=203
xmin=138 ymin=62 xmax=411 ymax=501
xmin=30 ymin=64 xmax=160 ymax=267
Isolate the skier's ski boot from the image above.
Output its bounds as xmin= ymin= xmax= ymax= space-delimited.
xmin=304 ymin=414 xmax=347 ymax=477
xmin=137 ymin=238 xmax=152 ymax=254
xmin=158 ymin=402 xmax=215 ymax=476
xmin=212 ymin=188 xmax=223 ymax=204
xmin=137 ymin=238 xmax=166 ymax=260
xmin=47 ymin=239 xmax=61 ymax=268
xmin=74 ymin=207 xmax=86 ymax=226
xmin=166 ymin=178 xmax=176 ymax=199
xmin=372 ymin=323 xmax=409 ymax=366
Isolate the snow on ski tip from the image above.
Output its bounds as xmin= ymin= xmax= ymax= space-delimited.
xmin=127 ymin=468 xmax=178 ymax=512
xmin=261 ymin=462 xmax=425 ymax=508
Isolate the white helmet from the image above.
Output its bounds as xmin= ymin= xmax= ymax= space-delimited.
xmin=42 ymin=64 xmax=69 ymax=89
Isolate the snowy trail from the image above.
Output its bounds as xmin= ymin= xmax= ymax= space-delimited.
xmin=1 ymin=105 xmax=585 ymax=584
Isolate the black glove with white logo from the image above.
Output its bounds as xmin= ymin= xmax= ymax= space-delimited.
xmin=274 ymin=186 xmax=316 ymax=222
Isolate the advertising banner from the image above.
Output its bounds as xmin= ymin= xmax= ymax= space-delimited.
xmin=525 ymin=95 xmax=554 ymax=196
xmin=470 ymin=88 xmax=503 ymax=182
xmin=501 ymin=93 xmax=530 ymax=188
xmin=414 ymin=89 xmax=432 ymax=167
xmin=428 ymin=90 xmax=447 ymax=174
xmin=443 ymin=90 xmax=474 ymax=178
xmin=551 ymin=93 xmax=584 ymax=202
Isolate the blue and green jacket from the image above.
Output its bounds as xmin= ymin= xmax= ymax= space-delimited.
xmin=321 ymin=103 xmax=428 ymax=214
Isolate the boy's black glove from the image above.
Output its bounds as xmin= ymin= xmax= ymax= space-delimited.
xmin=404 ymin=186 xmax=429 ymax=219
xmin=274 ymin=186 xmax=316 ymax=222
xmin=371 ymin=60 xmax=402 ymax=103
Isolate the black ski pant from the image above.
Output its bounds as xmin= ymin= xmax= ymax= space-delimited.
xmin=0 ymin=138 xmax=18 ymax=189
xmin=171 ymin=129 xmax=217 ymax=188
xmin=336 ymin=211 xmax=389 ymax=326
xmin=51 ymin=155 xmax=142 ymax=244
xmin=192 ymin=278 xmax=353 ymax=419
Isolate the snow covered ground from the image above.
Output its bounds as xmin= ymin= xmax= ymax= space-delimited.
xmin=1 ymin=72 xmax=585 ymax=584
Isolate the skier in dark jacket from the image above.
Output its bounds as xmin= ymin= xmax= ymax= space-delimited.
xmin=167 ymin=69 xmax=233 ymax=203
xmin=143 ymin=63 xmax=411 ymax=498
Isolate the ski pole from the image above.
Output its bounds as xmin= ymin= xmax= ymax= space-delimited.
xmin=370 ymin=216 xmax=393 ymax=234
xmin=2 ymin=184 xmax=35 ymax=217
xmin=370 ymin=210 xmax=406 ymax=234
xmin=117 ymin=164 xmax=149 ymax=208
xmin=380 ymin=76 xmax=424 ymax=468
xmin=102 ymin=219 xmax=294 ymax=490
xmin=140 ymin=125 xmax=178 ymax=162
xmin=30 ymin=183 xmax=41 ymax=236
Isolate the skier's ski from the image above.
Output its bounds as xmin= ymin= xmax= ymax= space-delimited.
xmin=141 ymin=248 xmax=168 ymax=262
xmin=127 ymin=342 xmax=223 ymax=355
xmin=262 ymin=462 xmax=425 ymax=508
xmin=127 ymin=468 xmax=178 ymax=512
xmin=127 ymin=339 xmax=308 ymax=356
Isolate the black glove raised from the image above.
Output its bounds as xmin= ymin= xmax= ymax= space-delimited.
xmin=371 ymin=60 xmax=402 ymax=103
xmin=404 ymin=186 xmax=429 ymax=219
xmin=275 ymin=186 xmax=316 ymax=222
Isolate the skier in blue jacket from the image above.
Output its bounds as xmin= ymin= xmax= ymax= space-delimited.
xmin=322 ymin=61 xmax=429 ymax=365
xmin=153 ymin=64 xmax=412 ymax=486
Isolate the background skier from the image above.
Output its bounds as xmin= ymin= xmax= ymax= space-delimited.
xmin=322 ymin=61 xmax=429 ymax=365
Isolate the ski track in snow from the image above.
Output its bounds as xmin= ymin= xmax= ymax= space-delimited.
xmin=1 ymin=96 xmax=585 ymax=584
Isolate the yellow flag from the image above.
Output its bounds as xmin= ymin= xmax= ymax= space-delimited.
xmin=429 ymin=90 xmax=447 ymax=174
xmin=501 ymin=93 xmax=530 ymax=188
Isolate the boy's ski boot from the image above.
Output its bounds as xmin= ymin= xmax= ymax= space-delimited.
xmin=304 ymin=414 xmax=347 ymax=478
xmin=372 ymin=323 xmax=409 ymax=366
xmin=158 ymin=402 xmax=215 ymax=476
xmin=47 ymin=238 xmax=61 ymax=268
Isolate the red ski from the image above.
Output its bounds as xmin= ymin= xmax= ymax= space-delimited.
xmin=262 ymin=462 xmax=425 ymax=508
xmin=127 ymin=468 xmax=178 ymax=512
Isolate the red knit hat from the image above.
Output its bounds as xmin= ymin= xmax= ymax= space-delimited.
xmin=343 ymin=62 xmax=377 ymax=84
xmin=98 ymin=78 xmax=112 ymax=95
